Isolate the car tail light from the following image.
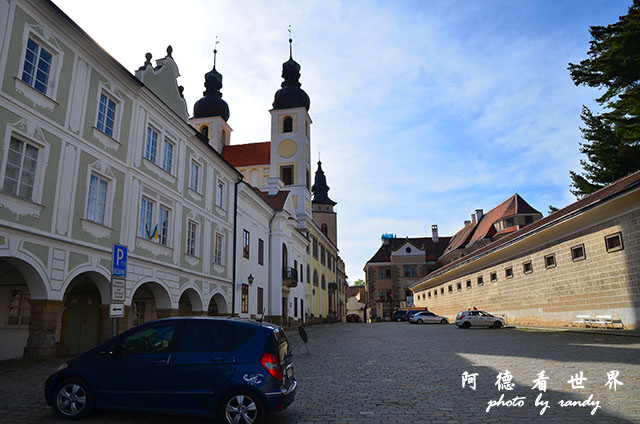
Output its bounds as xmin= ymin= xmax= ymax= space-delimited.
xmin=261 ymin=352 xmax=282 ymax=381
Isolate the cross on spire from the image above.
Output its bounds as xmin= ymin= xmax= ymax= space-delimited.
xmin=288 ymin=25 xmax=293 ymax=58
xmin=213 ymin=36 xmax=220 ymax=69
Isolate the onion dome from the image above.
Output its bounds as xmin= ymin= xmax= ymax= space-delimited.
xmin=193 ymin=46 xmax=230 ymax=121
xmin=312 ymin=161 xmax=336 ymax=205
xmin=273 ymin=34 xmax=310 ymax=111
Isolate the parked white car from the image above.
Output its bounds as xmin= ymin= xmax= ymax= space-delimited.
xmin=456 ymin=310 xmax=505 ymax=329
xmin=409 ymin=311 xmax=449 ymax=324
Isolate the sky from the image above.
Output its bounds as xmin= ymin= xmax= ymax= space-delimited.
xmin=54 ymin=0 xmax=632 ymax=284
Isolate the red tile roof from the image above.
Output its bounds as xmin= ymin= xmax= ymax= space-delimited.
xmin=442 ymin=221 xmax=477 ymax=256
xmin=346 ymin=286 xmax=365 ymax=300
xmin=255 ymin=188 xmax=290 ymax=211
xmin=222 ymin=142 xmax=271 ymax=167
xmin=468 ymin=194 xmax=542 ymax=245
xmin=414 ymin=170 xmax=640 ymax=287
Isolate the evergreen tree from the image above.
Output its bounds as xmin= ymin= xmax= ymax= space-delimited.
xmin=568 ymin=0 xmax=640 ymax=197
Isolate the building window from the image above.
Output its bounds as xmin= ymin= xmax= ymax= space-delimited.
xmin=283 ymin=116 xmax=293 ymax=133
xmin=189 ymin=160 xmax=200 ymax=192
xmin=403 ymin=266 xmax=417 ymax=277
xmin=457 ymin=282 xmax=462 ymax=291
xmin=257 ymin=287 xmax=264 ymax=315
xmin=241 ymin=284 xmax=249 ymax=314
xmin=466 ymin=279 xmax=471 ymax=288
xmin=523 ymin=261 xmax=533 ymax=274
xmin=307 ymin=265 xmax=310 ymax=283
xmin=571 ymin=244 xmax=586 ymax=261
xmin=221 ymin=129 xmax=227 ymax=145
xmin=505 ymin=217 xmax=515 ymax=227
xmin=162 ymin=139 xmax=174 ymax=173
xmin=21 ymin=38 xmax=52 ymax=95
xmin=96 ymin=92 xmax=116 ymax=137
xmin=3 ymin=137 xmax=39 ymax=200
xmin=214 ymin=233 xmax=224 ymax=265
xmin=321 ymin=223 xmax=328 ymax=236
xmin=144 ymin=126 xmax=158 ymax=163
xmin=158 ymin=206 xmax=170 ymax=246
xmin=384 ymin=269 xmax=391 ymax=279
xmin=86 ymin=174 xmax=108 ymax=224
xmin=440 ymin=288 xmax=444 ymax=295
xmin=294 ymin=297 xmax=298 ymax=317
xmin=428 ymin=291 xmax=431 ymax=298
xmin=200 ymin=125 xmax=209 ymax=138
xmin=544 ymin=254 xmax=556 ymax=269
xmin=378 ymin=268 xmax=385 ymax=279
xmin=186 ymin=220 xmax=198 ymax=256
xmin=280 ymin=165 xmax=294 ymax=185
xmin=448 ymin=285 xmax=453 ymax=293
xmin=477 ymin=276 xmax=484 ymax=286
xmin=139 ymin=198 xmax=154 ymax=239
xmin=243 ymin=230 xmax=250 ymax=259
xmin=320 ymin=245 xmax=326 ymax=265
xmin=490 ymin=272 xmax=497 ymax=282
xmin=133 ymin=301 xmax=146 ymax=326
xmin=7 ymin=289 xmax=30 ymax=326
xmin=321 ymin=275 xmax=326 ymax=290
xmin=216 ymin=179 xmax=225 ymax=208
xmin=525 ymin=215 xmax=533 ymax=225
xmin=505 ymin=267 xmax=514 ymax=279
xmin=312 ymin=238 xmax=318 ymax=258
xmin=258 ymin=238 xmax=264 ymax=266
xmin=605 ymin=232 xmax=624 ymax=253
xmin=313 ymin=270 xmax=319 ymax=287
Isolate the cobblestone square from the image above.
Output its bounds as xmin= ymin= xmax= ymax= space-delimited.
xmin=1 ymin=322 xmax=639 ymax=423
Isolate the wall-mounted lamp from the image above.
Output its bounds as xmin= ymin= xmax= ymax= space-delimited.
xmin=248 ymin=274 xmax=254 ymax=285
xmin=312 ymin=289 xmax=316 ymax=295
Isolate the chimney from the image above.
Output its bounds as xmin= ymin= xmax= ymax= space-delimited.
xmin=471 ymin=213 xmax=476 ymax=223
xmin=464 ymin=220 xmax=471 ymax=225
xmin=265 ymin=177 xmax=284 ymax=196
xmin=475 ymin=209 xmax=484 ymax=221
xmin=431 ymin=225 xmax=439 ymax=243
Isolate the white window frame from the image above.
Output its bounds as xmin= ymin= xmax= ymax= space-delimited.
xmin=2 ymin=135 xmax=40 ymax=201
xmin=144 ymin=125 xmax=159 ymax=163
xmin=17 ymin=29 xmax=63 ymax=101
xmin=157 ymin=204 xmax=171 ymax=246
xmin=189 ymin=159 xmax=201 ymax=193
xmin=94 ymin=84 xmax=123 ymax=141
xmin=138 ymin=197 xmax=155 ymax=239
xmin=214 ymin=232 xmax=224 ymax=265
xmin=216 ymin=178 xmax=225 ymax=208
xmin=1 ymin=132 xmax=49 ymax=205
xmin=186 ymin=219 xmax=199 ymax=256
xmin=162 ymin=137 xmax=175 ymax=174
xmin=85 ymin=172 xmax=110 ymax=225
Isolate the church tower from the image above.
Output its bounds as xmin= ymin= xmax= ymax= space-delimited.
xmin=190 ymin=44 xmax=232 ymax=154
xmin=269 ymin=35 xmax=312 ymax=225
xmin=311 ymin=160 xmax=337 ymax=245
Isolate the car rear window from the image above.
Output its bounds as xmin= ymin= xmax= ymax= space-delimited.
xmin=275 ymin=329 xmax=289 ymax=361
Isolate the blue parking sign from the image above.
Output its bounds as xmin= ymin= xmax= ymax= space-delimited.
xmin=112 ymin=244 xmax=127 ymax=277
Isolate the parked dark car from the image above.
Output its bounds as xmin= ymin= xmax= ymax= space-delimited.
xmin=391 ymin=309 xmax=409 ymax=321
xmin=45 ymin=317 xmax=296 ymax=424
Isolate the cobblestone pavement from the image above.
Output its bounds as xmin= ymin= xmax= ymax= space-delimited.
xmin=1 ymin=322 xmax=639 ymax=423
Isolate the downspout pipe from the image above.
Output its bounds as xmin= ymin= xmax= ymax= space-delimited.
xmin=232 ymin=176 xmax=243 ymax=316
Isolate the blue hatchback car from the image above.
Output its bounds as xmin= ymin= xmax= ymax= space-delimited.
xmin=45 ymin=317 xmax=296 ymax=424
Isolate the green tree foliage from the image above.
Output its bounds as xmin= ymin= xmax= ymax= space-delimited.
xmin=352 ymin=279 xmax=365 ymax=286
xmin=568 ymin=0 xmax=640 ymax=197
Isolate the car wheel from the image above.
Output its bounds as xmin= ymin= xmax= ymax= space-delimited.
xmin=493 ymin=321 xmax=503 ymax=329
xmin=462 ymin=321 xmax=471 ymax=329
xmin=417 ymin=319 xmax=423 ymax=324
xmin=53 ymin=378 xmax=93 ymax=420
xmin=220 ymin=389 xmax=264 ymax=424
xmin=440 ymin=319 xmax=448 ymax=324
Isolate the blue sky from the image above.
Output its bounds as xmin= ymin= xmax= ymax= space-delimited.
xmin=55 ymin=0 xmax=632 ymax=283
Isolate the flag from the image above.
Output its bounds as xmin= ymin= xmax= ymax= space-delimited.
xmin=151 ymin=225 xmax=159 ymax=240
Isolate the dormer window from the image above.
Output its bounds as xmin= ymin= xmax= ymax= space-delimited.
xmin=283 ymin=116 xmax=293 ymax=133
xmin=505 ymin=217 xmax=515 ymax=228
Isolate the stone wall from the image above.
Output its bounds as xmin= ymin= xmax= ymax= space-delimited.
xmin=414 ymin=208 xmax=640 ymax=329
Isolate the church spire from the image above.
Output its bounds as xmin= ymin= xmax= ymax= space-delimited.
xmin=193 ymin=38 xmax=230 ymax=121
xmin=312 ymin=160 xmax=336 ymax=205
xmin=273 ymin=27 xmax=310 ymax=110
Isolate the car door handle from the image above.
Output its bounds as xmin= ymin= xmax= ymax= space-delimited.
xmin=210 ymin=356 xmax=227 ymax=362
xmin=152 ymin=359 xmax=167 ymax=366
